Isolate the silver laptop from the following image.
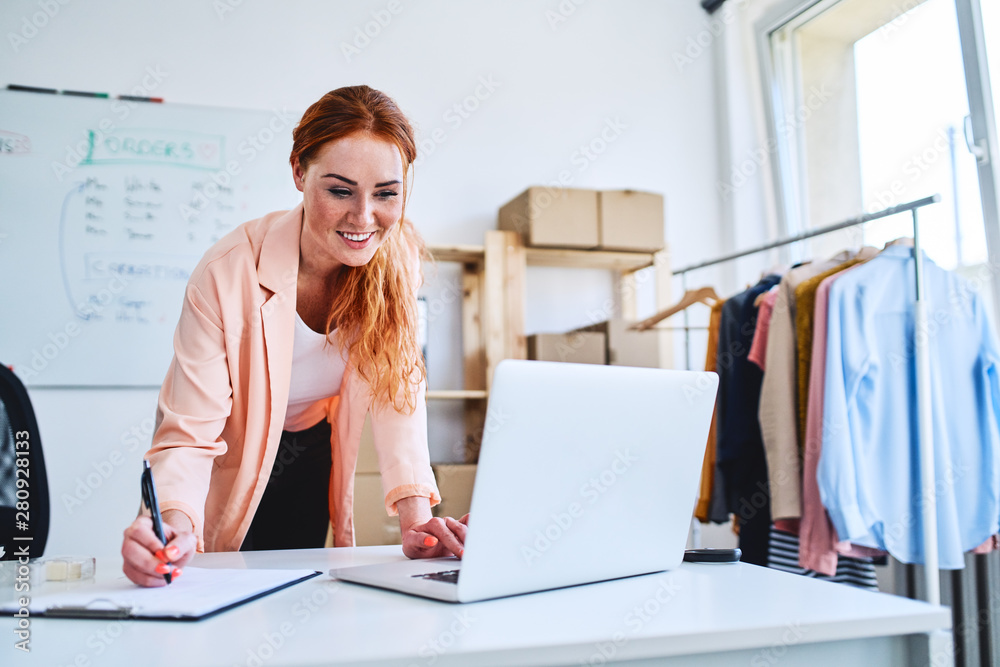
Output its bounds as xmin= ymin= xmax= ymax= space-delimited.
xmin=331 ymin=359 xmax=718 ymax=603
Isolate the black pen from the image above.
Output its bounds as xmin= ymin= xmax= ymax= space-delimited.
xmin=141 ymin=460 xmax=172 ymax=584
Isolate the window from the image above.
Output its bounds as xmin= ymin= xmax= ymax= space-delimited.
xmin=758 ymin=0 xmax=1000 ymax=293
xmin=986 ymin=2 xmax=1000 ymax=130
xmin=853 ymin=0 xmax=985 ymax=268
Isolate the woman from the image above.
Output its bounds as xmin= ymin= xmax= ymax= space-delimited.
xmin=122 ymin=86 xmax=467 ymax=587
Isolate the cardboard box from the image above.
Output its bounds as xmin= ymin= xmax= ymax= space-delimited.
xmin=573 ymin=319 xmax=661 ymax=368
xmin=527 ymin=332 xmax=606 ymax=365
xmin=498 ymin=187 xmax=599 ymax=249
xmin=353 ymin=472 xmax=402 ymax=546
xmin=355 ymin=414 xmax=378 ymax=474
xmin=598 ymin=190 xmax=665 ymax=252
xmin=432 ymin=464 xmax=477 ymax=521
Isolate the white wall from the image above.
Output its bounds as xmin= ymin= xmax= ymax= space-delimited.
xmin=1 ymin=0 xmax=725 ymax=557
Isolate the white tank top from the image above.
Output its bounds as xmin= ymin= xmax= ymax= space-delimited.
xmin=283 ymin=311 xmax=347 ymax=432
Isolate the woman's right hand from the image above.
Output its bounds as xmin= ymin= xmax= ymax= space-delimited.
xmin=122 ymin=510 xmax=198 ymax=587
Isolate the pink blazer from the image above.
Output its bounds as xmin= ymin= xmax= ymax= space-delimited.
xmin=146 ymin=204 xmax=440 ymax=552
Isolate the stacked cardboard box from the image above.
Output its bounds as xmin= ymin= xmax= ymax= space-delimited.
xmin=351 ymin=419 xmax=478 ymax=545
xmin=353 ymin=473 xmax=402 ymax=546
xmin=572 ymin=319 xmax=662 ymax=368
xmin=598 ymin=190 xmax=665 ymax=253
xmin=353 ymin=415 xmax=402 ymax=546
xmin=526 ymin=331 xmax=606 ymax=365
xmin=432 ymin=464 xmax=477 ymax=521
xmin=498 ymin=186 xmax=665 ymax=253
xmin=498 ymin=187 xmax=599 ymax=248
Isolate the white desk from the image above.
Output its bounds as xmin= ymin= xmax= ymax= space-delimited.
xmin=2 ymin=546 xmax=952 ymax=666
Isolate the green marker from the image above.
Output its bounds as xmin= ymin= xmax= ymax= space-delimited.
xmin=62 ymin=90 xmax=110 ymax=98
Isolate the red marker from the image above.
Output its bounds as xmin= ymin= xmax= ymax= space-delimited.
xmin=118 ymin=95 xmax=164 ymax=103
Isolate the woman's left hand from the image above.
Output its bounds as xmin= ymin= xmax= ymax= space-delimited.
xmin=402 ymin=514 xmax=469 ymax=560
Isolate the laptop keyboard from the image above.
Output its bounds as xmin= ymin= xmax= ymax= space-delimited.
xmin=412 ymin=569 xmax=460 ymax=584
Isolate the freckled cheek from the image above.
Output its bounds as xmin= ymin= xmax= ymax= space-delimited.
xmin=309 ymin=196 xmax=348 ymax=227
xmin=376 ymin=201 xmax=404 ymax=231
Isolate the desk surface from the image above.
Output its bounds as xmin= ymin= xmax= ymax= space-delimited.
xmin=1 ymin=546 xmax=951 ymax=666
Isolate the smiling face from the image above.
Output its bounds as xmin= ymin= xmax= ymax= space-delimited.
xmin=293 ymin=132 xmax=405 ymax=277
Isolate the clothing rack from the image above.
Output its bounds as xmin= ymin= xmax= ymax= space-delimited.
xmin=671 ymin=194 xmax=942 ymax=605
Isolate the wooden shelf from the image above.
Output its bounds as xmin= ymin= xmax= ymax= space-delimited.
xmin=428 ymin=243 xmax=656 ymax=273
xmin=425 ymin=231 xmax=672 ymax=463
xmin=426 ymin=389 xmax=488 ymax=400
xmin=427 ymin=245 xmax=485 ymax=264
xmin=525 ymin=247 xmax=656 ymax=272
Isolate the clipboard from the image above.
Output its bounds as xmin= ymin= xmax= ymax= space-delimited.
xmin=1 ymin=567 xmax=322 ymax=621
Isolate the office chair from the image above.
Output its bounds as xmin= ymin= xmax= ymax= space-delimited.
xmin=0 ymin=364 xmax=49 ymax=559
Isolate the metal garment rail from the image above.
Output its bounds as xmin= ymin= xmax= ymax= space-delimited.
xmin=672 ymin=194 xmax=942 ymax=606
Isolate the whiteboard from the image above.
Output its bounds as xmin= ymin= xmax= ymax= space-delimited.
xmin=0 ymin=90 xmax=302 ymax=386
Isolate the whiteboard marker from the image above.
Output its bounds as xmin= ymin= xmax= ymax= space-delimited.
xmin=7 ymin=84 xmax=57 ymax=94
xmin=118 ymin=95 xmax=164 ymax=103
xmin=62 ymin=90 xmax=110 ymax=98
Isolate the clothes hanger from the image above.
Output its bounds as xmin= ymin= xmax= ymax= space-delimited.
xmin=630 ymin=286 xmax=720 ymax=331
xmin=884 ymin=237 xmax=915 ymax=248
xmin=747 ymin=245 xmax=881 ymax=308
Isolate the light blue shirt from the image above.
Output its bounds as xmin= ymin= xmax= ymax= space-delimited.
xmin=819 ymin=245 xmax=1000 ymax=569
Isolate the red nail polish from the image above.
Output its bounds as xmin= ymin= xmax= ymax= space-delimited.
xmin=165 ymin=546 xmax=180 ymax=560
xmin=154 ymin=550 xmax=166 ymax=562
xmin=172 ymin=568 xmax=183 ymax=578
xmin=423 ymin=536 xmax=437 ymax=547
xmin=155 ymin=563 xmax=170 ymax=575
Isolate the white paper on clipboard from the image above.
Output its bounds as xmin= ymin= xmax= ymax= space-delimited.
xmin=1 ymin=567 xmax=321 ymax=621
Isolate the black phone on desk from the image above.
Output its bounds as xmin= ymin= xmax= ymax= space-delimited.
xmin=683 ymin=548 xmax=741 ymax=563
